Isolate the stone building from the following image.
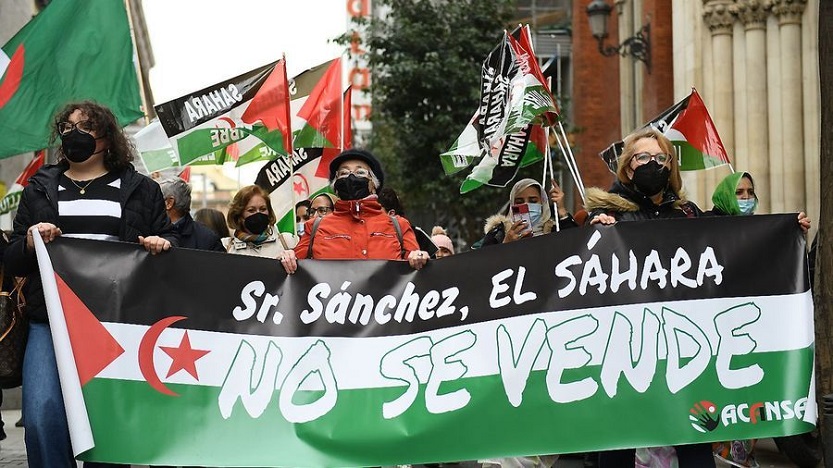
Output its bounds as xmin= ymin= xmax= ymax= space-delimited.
xmin=570 ymin=0 xmax=820 ymax=230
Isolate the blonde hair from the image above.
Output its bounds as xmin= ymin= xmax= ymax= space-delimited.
xmin=615 ymin=127 xmax=682 ymax=195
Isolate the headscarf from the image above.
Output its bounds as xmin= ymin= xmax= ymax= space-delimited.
xmin=711 ymin=172 xmax=756 ymax=216
xmin=507 ymin=178 xmax=552 ymax=236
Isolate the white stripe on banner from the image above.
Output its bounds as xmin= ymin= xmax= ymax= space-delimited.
xmin=97 ymin=291 xmax=813 ymax=391
xmin=64 ymin=233 xmax=119 ymax=242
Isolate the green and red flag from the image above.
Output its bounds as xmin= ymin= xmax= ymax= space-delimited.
xmin=0 ymin=0 xmax=143 ymax=159
xmin=0 ymin=149 xmax=44 ymax=215
xmin=505 ymin=25 xmax=559 ymax=132
xmin=600 ymin=88 xmax=731 ymax=172
xmin=256 ymin=59 xmax=349 ymax=234
xmin=34 ymin=215 xmax=815 ymax=466
xmin=154 ymin=59 xmax=293 ymax=167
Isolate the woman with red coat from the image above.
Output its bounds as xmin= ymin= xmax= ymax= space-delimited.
xmin=280 ymin=149 xmax=429 ymax=274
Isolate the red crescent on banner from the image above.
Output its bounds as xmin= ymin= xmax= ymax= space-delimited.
xmin=0 ymin=45 xmax=25 ymax=110
xmin=218 ymin=116 xmax=236 ymax=128
xmin=138 ymin=316 xmax=186 ymax=396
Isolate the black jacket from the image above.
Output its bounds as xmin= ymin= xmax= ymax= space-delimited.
xmin=175 ymin=213 xmax=224 ymax=252
xmin=4 ymin=162 xmax=178 ymax=322
xmin=585 ymin=181 xmax=702 ymax=223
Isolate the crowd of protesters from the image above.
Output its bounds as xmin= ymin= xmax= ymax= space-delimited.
xmin=0 ymin=102 xmax=815 ymax=468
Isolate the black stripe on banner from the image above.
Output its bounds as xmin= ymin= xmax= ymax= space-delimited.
xmin=45 ymin=214 xmax=807 ymax=338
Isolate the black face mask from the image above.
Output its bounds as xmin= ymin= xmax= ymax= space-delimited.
xmin=61 ymin=129 xmax=102 ymax=163
xmin=333 ymin=174 xmax=371 ymax=201
xmin=632 ymin=161 xmax=671 ymax=196
xmin=243 ymin=212 xmax=270 ymax=235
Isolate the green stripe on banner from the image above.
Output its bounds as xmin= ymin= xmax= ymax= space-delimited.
xmin=78 ymin=348 xmax=814 ymax=466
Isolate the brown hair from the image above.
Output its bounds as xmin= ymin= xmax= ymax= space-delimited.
xmin=615 ymin=127 xmax=682 ymax=195
xmin=226 ymin=185 xmax=276 ymax=230
xmin=51 ymin=101 xmax=136 ymax=172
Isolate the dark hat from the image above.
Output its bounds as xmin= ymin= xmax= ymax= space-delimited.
xmin=328 ymin=148 xmax=385 ymax=190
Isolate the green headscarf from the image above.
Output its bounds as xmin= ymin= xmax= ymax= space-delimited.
xmin=711 ymin=171 xmax=755 ymax=215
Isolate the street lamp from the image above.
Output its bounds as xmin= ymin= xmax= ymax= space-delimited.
xmin=585 ymin=0 xmax=651 ymax=71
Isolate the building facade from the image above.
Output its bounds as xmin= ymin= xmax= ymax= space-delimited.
xmin=571 ymin=0 xmax=820 ymax=230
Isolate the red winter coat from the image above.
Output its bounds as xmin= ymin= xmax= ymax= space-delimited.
xmin=294 ymin=197 xmax=419 ymax=260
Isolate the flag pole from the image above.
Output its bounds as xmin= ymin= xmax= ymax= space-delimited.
xmin=123 ymin=0 xmax=151 ymax=126
xmin=554 ymin=121 xmax=586 ymax=203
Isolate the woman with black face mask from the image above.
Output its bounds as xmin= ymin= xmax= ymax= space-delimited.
xmin=223 ymin=185 xmax=294 ymax=256
xmin=585 ymin=127 xmax=702 ymax=226
xmin=4 ymin=101 xmax=177 ymax=468
xmin=281 ymin=149 xmax=428 ymax=274
xmin=583 ymin=128 xmax=710 ymax=468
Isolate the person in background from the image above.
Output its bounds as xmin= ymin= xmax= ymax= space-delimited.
xmin=159 ymin=178 xmax=224 ymax=252
xmin=194 ymin=207 xmax=229 ymax=240
xmin=309 ymin=192 xmax=338 ymax=218
xmin=281 ymin=149 xmax=428 ymax=274
xmin=295 ymin=199 xmax=311 ymax=236
xmin=584 ymin=127 xmax=712 ymax=468
xmin=473 ymin=178 xmax=577 ymax=248
xmin=223 ymin=185 xmax=292 ymax=256
xmin=431 ymin=226 xmax=455 ymax=258
xmin=4 ymin=101 xmax=176 ymax=468
xmin=377 ymin=186 xmax=437 ymax=257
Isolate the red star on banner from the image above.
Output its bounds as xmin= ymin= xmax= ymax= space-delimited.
xmin=160 ymin=331 xmax=210 ymax=380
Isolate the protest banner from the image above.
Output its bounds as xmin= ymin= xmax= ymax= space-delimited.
xmin=35 ymin=215 xmax=814 ymax=466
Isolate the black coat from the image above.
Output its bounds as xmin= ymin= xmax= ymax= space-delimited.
xmin=175 ymin=213 xmax=225 ymax=252
xmin=585 ymin=181 xmax=702 ymax=223
xmin=4 ymin=162 xmax=178 ymax=322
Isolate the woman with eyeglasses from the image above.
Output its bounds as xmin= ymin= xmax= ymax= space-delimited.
xmin=585 ymin=128 xmax=711 ymax=467
xmin=4 ymin=101 xmax=177 ymax=468
xmin=309 ymin=192 xmax=338 ymax=218
xmin=586 ymin=127 xmax=702 ymax=225
xmin=281 ymin=149 xmax=428 ymax=274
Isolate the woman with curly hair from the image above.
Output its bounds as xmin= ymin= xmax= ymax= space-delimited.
xmin=4 ymin=101 xmax=176 ymax=468
xmin=223 ymin=185 xmax=295 ymax=255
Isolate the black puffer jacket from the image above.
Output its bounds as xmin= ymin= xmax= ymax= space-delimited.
xmin=4 ymin=162 xmax=178 ymax=322
xmin=585 ymin=181 xmax=702 ymax=222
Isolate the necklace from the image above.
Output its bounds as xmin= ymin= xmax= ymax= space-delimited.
xmin=67 ymin=172 xmax=108 ymax=195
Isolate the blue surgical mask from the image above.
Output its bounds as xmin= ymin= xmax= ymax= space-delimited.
xmin=527 ymin=203 xmax=543 ymax=227
xmin=296 ymin=222 xmax=305 ymax=236
xmin=737 ymin=198 xmax=757 ymax=216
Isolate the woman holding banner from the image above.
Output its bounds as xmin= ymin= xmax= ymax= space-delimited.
xmin=223 ymin=185 xmax=296 ymax=255
xmin=586 ymin=127 xmax=702 ymax=225
xmin=584 ymin=127 xmax=713 ymax=468
xmin=283 ymin=149 xmax=428 ymax=273
xmin=4 ymin=101 xmax=177 ymax=468
xmin=707 ymin=171 xmax=810 ymax=468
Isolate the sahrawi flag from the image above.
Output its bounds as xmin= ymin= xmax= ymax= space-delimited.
xmin=154 ymin=59 xmax=293 ymax=167
xmin=442 ymin=26 xmax=559 ymax=193
xmin=599 ymin=88 xmax=731 ymax=172
xmin=0 ymin=150 xmax=44 ymax=214
xmin=33 ymin=214 xmax=815 ymax=466
xmin=0 ymin=0 xmax=143 ymax=159
xmin=255 ymin=58 xmax=351 ymax=233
